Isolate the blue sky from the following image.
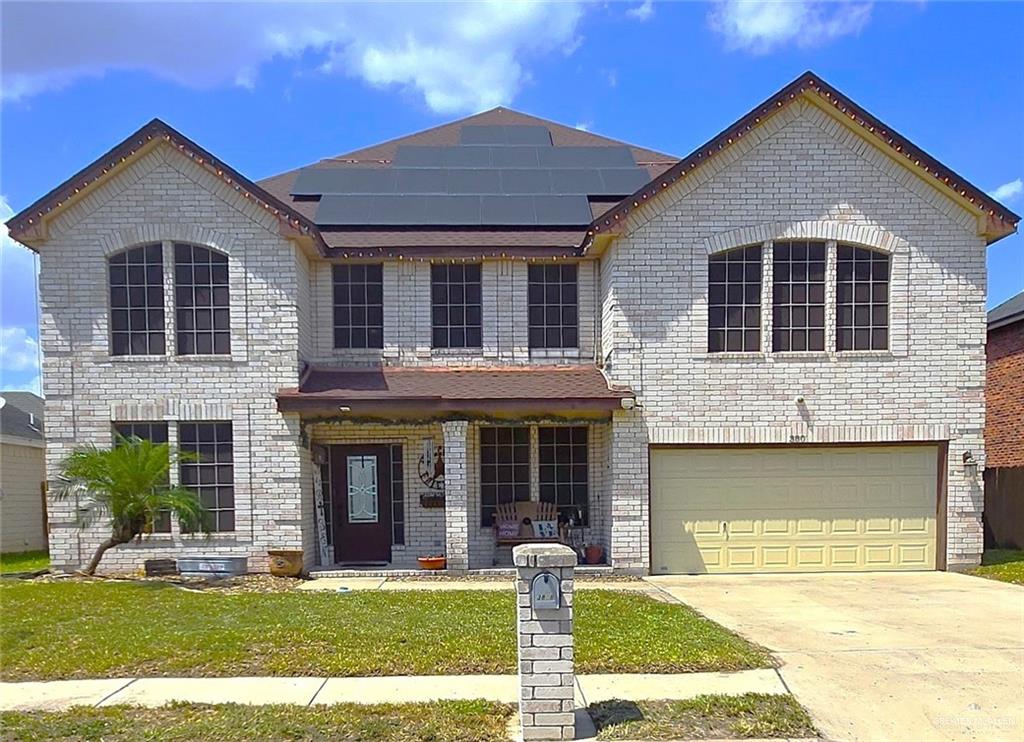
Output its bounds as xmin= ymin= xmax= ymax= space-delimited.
xmin=2 ymin=1 xmax=1022 ymax=395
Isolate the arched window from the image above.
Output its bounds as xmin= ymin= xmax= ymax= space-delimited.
xmin=108 ymin=243 xmax=165 ymax=356
xmin=708 ymin=245 xmax=761 ymax=352
xmin=836 ymin=245 xmax=889 ymax=351
xmin=174 ymin=243 xmax=230 ymax=355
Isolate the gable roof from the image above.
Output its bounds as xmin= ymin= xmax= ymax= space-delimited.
xmin=5 ymin=119 xmax=327 ymax=253
xmin=988 ymin=291 xmax=1024 ymax=330
xmin=0 ymin=391 xmax=44 ymax=443
xmin=586 ymin=71 xmax=1020 ymax=250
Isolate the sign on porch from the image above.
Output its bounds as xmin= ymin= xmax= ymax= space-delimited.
xmin=418 ymin=437 xmax=445 ymax=490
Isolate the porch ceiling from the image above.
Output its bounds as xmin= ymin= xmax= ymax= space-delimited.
xmin=277 ymin=364 xmax=633 ymax=418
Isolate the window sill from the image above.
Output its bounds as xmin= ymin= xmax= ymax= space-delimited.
xmin=108 ymin=354 xmax=238 ymax=363
xmin=771 ymin=351 xmax=831 ymax=359
xmin=835 ymin=350 xmax=894 ymax=359
xmin=705 ymin=352 xmax=766 ymax=360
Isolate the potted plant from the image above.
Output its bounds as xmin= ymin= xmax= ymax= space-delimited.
xmin=417 ymin=554 xmax=447 ymax=570
xmin=583 ymin=544 xmax=604 ymax=565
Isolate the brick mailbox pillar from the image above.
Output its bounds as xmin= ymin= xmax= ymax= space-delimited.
xmin=514 ymin=543 xmax=577 ymax=741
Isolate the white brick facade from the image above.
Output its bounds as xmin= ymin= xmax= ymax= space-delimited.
xmin=600 ymin=101 xmax=987 ymax=570
xmin=29 ymin=96 xmax=992 ymax=574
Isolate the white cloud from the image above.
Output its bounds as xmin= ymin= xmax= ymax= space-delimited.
xmin=708 ymin=1 xmax=873 ymax=54
xmin=626 ymin=1 xmax=655 ymax=21
xmin=989 ymin=178 xmax=1023 ymax=204
xmin=575 ymin=121 xmax=592 ymax=131
xmin=0 ymin=327 xmax=39 ymax=373
xmin=1 ymin=1 xmax=587 ymax=114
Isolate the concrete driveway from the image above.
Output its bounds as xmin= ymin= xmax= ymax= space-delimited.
xmin=646 ymin=572 xmax=1024 ymax=742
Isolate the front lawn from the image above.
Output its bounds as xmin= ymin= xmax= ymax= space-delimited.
xmin=0 ymin=701 xmax=514 ymax=742
xmin=969 ymin=549 xmax=1024 ymax=585
xmin=0 ymin=583 xmax=771 ymax=680
xmin=0 ymin=550 xmax=49 ymax=575
xmin=590 ymin=693 xmax=817 ymax=740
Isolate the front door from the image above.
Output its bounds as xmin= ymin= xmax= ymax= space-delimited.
xmin=331 ymin=445 xmax=392 ymax=564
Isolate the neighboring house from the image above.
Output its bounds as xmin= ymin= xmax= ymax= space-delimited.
xmin=983 ymin=291 xmax=1024 ymax=549
xmin=0 ymin=392 xmax=47 ymax=553
xmin=6 ymin=72 xmax=1019 ymax=575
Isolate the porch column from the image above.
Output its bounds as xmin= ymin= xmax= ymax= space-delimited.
xmin=609 ymin=409 xmax=650 ymax=574
xmin=443 ymin=419 xmax=470 ymax=571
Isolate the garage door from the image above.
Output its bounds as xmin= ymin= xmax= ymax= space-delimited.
xmin=650 ymin=446 xmax=937 ymax=574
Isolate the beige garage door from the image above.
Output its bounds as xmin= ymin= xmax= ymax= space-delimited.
xmin=650 ymin=446 xmax=937 ymax=574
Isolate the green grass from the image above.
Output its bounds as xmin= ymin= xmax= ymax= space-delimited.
xmin=0 ymin=550 xmax=49 ymax=575
xmin=968 ymin=549 xmax=1024 ymax=585
xmin=591 ymin=693 xmax=818 ymax=740
xmin=0 ymin=583 xmax=771 ymax=680
xmin=0 ymin=701 xmax=515 ymax=742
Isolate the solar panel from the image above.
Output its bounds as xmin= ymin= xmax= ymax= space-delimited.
xmin=446 ymin=169 xmax=502 ymax=194
xmin=598 ymin=168 xmax=651 ymax=194
xmin=459 ymin=125 xmax=551 ymax=146
xmin=395 ymin=169 xmax=448 ymax=194
xmin=537 ymin=146 xmax=637 ymax=168
xmin=491 ymin=146 xmax=542 ymax=168
xmin=500 ymin=169 xmax=552 ymax=194
xmin=315 ymin=195 xmax=377 ymax=224
xmin=533 ymin=195 xmax=593 ymax=225
xmin=549 ymin=169 xmax=605 ymax=195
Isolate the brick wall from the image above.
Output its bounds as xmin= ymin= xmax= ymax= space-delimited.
xmin=38 ymin=143 xmax=306 ymax=572
xmin=306 ymin=258 xmax=598 ymax=367
xmin=985 ymin=320 xmax=1024 ymax=468
xmin=601 ymin=100 xmax=988 ymax=569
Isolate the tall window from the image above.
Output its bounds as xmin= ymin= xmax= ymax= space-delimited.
xmin=708 ymin=245 xmax=761 ymax=352
xmin=113 ymin=422 xmax=170 ymax=533
xmin=174 ymin=243 xmax=230 ymax=355
xmin=837 ymin=245 xmax=889 ymax=351
xmin=538 ymin=426 xmax=589 ymax=525
xmin=773 ymin=241 xmax=826 ymax=352
xmin=179 ymin=422 xmax=234 ymax=532
xmin=479 ymin=427 xmax=530 ymax=527
xmin=390 ymin=443 xmax=404 ymax=546
xmin=109 ymin=243 xmax=165 ymax=356
xmin=431 ymin=263 xmax=482 ymax=348
xmin=333 ymin=264 xmax=384 ymax=349
xmin=528 ymin=264 xmax=578 ymax=349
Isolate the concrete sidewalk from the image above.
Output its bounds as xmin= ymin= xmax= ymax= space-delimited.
xmin=0 ymin=669 xmax=786 ymax=712
xmin=296 ymin=577 xmax=655 ymax=593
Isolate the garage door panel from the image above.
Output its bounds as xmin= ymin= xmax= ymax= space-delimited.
xmin=651 ymin=446 xmax=938 ymax=574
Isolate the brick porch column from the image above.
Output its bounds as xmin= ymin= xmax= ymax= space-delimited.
xmin=443 ymin=419 xmax=470 ymax=571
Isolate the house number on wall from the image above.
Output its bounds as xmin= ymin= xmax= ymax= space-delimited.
xmin=531 ymin=572 xmax=560 ymax=610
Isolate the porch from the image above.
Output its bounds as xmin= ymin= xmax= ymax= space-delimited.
xmin=277 ymin=364 xmax=633 ymax=572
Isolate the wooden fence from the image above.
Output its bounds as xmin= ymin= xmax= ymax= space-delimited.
xmin=984 ymin=467 xmax=1024 ymax=549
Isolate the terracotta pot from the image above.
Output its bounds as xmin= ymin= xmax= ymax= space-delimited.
xmin=417 ymin=556 xmax=447 ymax=570
xmin=583 ymin=544 xmax=604 ymax=565
xmin=267 ymin=550 xmax=304 ymax=577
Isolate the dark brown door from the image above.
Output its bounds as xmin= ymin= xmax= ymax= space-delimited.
xmin=331 ymin=445 xmax=392 ymax=564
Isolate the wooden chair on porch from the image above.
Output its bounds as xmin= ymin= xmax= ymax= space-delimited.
xmin=493 ymin=501 xmax=563 ymax=545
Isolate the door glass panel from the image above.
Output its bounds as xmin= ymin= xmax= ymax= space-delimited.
xmin=347 ymin=455 xmax=378 ymax=523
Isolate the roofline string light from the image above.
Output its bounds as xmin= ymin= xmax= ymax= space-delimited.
xmin=586 ymin=77 xmax=1015 ymax=247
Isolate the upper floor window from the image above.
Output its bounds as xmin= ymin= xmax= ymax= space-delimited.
xmin=708 ymin=245 xmax=761 ymax=352
xmin=479 ymin=426 xmax=530 ymax=527
xmin=773 ymin=241 xmax=826 ymax=352
xmin=179 ymin=421 xmax=234 ymax=532
xmin=538 ymin=426 xmax=589 ymax=525
xmin=528 ymin=264 xmax=578 ymax=349
xmin=333 ymin=264 xmax=383 ymax=349
xmin=109 ymin=243 xmax=165 ymax=356
xmin=174 ymin=244 xmax=230 ymax=355
xmin=837 ymin=245 xmax=889 ymax=351
xmin=113 ymin=422 xmax=170 ymax=533
xmin=431 ymin=263 xmax=482 ymax=349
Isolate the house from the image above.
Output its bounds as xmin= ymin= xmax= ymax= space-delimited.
xmin=6 ymin=72 xmax=1019 ymax=575
xmin=0 ymin=392 xmax=47 ymax=553
xmin=983 ymin=291 xmax=1024 ymax=549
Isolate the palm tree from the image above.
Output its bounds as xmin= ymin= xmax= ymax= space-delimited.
xmin=56 ymin=436 xmax=207 ymax=575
